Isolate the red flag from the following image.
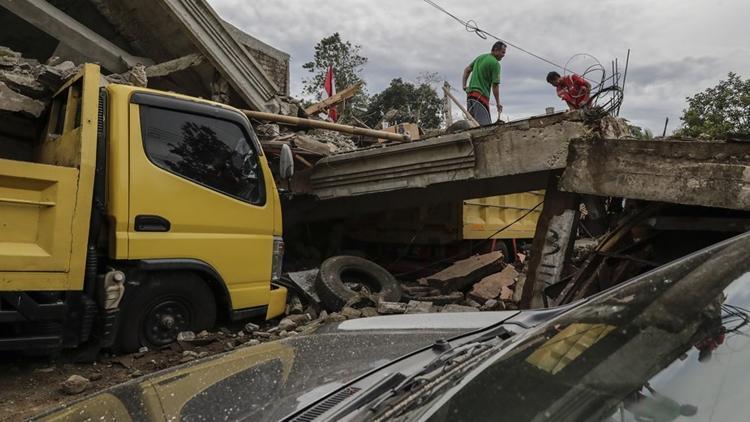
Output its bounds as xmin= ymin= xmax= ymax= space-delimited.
xmin=324 ymin=65 xmax=337 ymax=122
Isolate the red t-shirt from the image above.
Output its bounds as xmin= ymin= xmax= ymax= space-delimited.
xmin=556 ymin=74 xmax=590 ymax=109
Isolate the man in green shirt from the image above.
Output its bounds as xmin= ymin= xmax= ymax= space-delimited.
xmin=462 ymin=41 xmax=506 ymax=125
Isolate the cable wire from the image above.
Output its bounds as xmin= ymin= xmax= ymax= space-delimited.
xmin=422 ymin=0 xmax=594 ymax=83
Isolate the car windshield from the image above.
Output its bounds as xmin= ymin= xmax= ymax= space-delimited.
xmin=415 ymin=233 xmax=750 ymax=422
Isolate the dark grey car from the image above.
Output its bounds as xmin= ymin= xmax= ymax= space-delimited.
xmin=38 ymin=232 xmax=750 ymax=421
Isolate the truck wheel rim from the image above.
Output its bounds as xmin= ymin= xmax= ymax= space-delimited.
xmin=143 ymin=299 xmax=191 ymax=345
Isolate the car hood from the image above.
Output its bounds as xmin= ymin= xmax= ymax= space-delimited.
xmin=37 ymin=311 xmax=519 ymax=421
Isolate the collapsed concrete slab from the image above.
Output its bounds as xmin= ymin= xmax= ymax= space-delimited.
xmin=0 ymin=0 xmax=290 ymax=110
xmin=286 ymin=111 xmax=627 ymax=223
xmin=419 ymin=251 xmax=504 ymax=293
xmin=560 ymin=138 xmax=750 ymax=211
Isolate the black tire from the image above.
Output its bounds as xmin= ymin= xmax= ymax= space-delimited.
xmin=116 ymin=272 xmax=216 ymax=353
xmin=315 ymin=256 xmax=402 ymax=311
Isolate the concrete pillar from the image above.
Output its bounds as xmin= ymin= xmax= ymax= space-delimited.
xmin=520 ymin=174 xmax=580 ymax=308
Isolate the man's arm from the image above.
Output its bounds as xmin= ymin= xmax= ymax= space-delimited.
xmin=462 ymin=65 xmax=472 ymax=91
xmin=493 ymin=83 xmax=502 ymax=117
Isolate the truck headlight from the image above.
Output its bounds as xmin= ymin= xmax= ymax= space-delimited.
xmin=271 ymin=236 xmax=284 ymax=281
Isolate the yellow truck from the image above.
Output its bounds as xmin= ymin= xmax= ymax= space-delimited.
xmin=0 ymin=65 xmax=290 ymax=352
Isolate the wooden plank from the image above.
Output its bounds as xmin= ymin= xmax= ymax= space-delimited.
xmin=304 ymin=81 xmax=363 ymax=116
xmin=443 ymin=84 xmax=479 ymax=127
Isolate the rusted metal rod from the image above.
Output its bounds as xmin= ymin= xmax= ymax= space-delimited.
xmin=242 ymin=110 xmax=411 ymax=143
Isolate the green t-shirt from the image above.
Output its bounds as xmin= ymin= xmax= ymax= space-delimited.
xmin=467 ymin=53 xmax=501 ymax=98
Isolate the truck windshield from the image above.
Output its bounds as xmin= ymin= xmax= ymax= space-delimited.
xmin=419 ymin=233 xmax=750 ymax=422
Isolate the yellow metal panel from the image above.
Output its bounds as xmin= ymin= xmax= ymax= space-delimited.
xmin=0 ymin=158 xmax=78 ymax=274
xmin=462 ymin=191 xmax=544 ymax=240
xmin=105 ymin=85 xmax=133 ymax=259
xmin=0 ymin=272 xmax=69 ymax=290
xmin=127 ymin=97 xmax=279 ymax=310
xmin=65 ymin=64 xmax=102 ymax=291
xmin=265 ymin=284 xmax=288 ymax=319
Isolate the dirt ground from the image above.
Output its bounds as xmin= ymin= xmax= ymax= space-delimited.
xmin=0 ymin=321 xmax=274 ymax=421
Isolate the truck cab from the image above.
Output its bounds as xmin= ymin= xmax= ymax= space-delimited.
xmin=0 ymin=64 xmax=288 ymax=352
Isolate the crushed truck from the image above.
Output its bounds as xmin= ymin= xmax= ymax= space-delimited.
xmin=0 ymin=64 xmax=294 ymax=352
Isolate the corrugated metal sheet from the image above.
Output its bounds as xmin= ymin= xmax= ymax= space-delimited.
xmin=462 ymin=191 xmax=544 ymax=240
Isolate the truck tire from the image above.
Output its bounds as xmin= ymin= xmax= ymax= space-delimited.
xmin=116 ymin=272 xmax=216 ymax=353
xmin=315 ymin=256 xmax=402 ymax=311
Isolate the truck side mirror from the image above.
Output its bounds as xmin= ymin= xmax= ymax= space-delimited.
xmin=279 ymin=144 xmax=294 ymax=180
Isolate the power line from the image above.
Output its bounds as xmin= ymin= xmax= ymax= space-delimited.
xmin=422 ymin=0 xmax=601 ymax=84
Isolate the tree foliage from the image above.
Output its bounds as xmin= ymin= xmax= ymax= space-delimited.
xmin=679 ymin=72 xmax=750 ymax=138
xmin=364 ymin=78 xmax=443 ymax=129
xmin=302 ymin=33 xmax=368 ymax=122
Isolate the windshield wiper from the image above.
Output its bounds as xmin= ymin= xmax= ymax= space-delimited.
xmin=341 ymin=326 xmax=515 ymax=421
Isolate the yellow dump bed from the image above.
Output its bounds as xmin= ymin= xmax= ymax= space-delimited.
xmin=0 ymin=64 xmax=100 ymax=291
xmin=462 ymin=191 xmax=544 ymax=240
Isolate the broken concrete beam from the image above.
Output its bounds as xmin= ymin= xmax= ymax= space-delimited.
xmin=421 ymin=251 xmax=504 ymax=293
xmin=0 ymin=0 xmax=149 ymax=73
xmin=561 ymin=138 xmax=750 ymax=211
xmin=0 ymin=81 xmax=45 ymax=117
xmin=145 ymin=53 xmax=205 ymax=78
xmin=468 ymin=265 xmax=518 ymax=304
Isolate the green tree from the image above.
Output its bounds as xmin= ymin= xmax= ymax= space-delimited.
xmin=629 ymin=125 xmax=653 ymax=140
xmin=679 ymin=72 xmax=750 ymax=138
xmin=302 ymin=33 xmax=368 ymax=122
xmin=364 ymin=78 xmax=443 ymax=129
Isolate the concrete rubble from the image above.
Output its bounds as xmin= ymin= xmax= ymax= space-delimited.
xmin=419 ymin=251 xmax=505 ymax=292
xmin=0 ymin=46 xmax=78 ymax=118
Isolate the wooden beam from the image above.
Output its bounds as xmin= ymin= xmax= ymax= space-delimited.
xmin=442 ymin=84 xmax=480 ymax=127
xmin=304 ymin=81 xmax=363 ymax=116
xmin=243 ymin=110 xmax=411 ymax=143
xmin=145 ymin=54 xmax=205 ymax=78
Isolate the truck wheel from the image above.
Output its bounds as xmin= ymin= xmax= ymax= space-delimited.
xmin=315 ymin=256 xmax=402 ymax=311
xmin=116 ymin=272 xmax=216 ymax=353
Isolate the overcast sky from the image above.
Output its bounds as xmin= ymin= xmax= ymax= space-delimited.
xmin=209 ymin=0 xmax=748 ymax=133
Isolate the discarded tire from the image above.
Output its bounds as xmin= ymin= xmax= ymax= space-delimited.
xmin=315 ymin=256 xmax=402 ymax=311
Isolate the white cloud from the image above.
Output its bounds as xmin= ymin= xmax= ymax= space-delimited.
xmin=210 ymin=0 xmax=749 ymax=133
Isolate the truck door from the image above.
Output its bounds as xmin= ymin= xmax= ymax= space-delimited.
xmin=127 ymin=93 xmax=274 ymax=310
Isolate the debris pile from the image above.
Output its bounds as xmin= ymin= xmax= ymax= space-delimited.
xmin=254 ymin=122 xmax=359 ymax=171
xmin=0 ymin=46 xmax=79 ymax=118
xmin=286 ymin=251 xmax=526 ymax=322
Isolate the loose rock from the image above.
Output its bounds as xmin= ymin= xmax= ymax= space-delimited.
xmin=420 ymin=251 xmax=504 ymax=292
xmin=278 ymin=318 xmax=298 ymax=331
xmin=177 ymin=331 xmax=196 ymax=342
xmin=61 ymin=375 xmax=89 ymax=395
xmin=377 ymin=301 xmax=407 ymax=314
xmin=341 ymin=307 xmax=362 ymax=319
xmin=360 ymin=307 xmax=379 ymax=317
xmin=406 ymin=300 xmax=434 ymax=314
xmin=441 ymin=304 xmax=478 ymax=313
xmin=243 ymin=323 xmax=260 ymax=333
xmin=468 ymin=265 xmax=518 ymax=304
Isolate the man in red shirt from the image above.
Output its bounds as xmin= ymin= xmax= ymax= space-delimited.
xmin=546 ymin=71 xmax=591 ymax=110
